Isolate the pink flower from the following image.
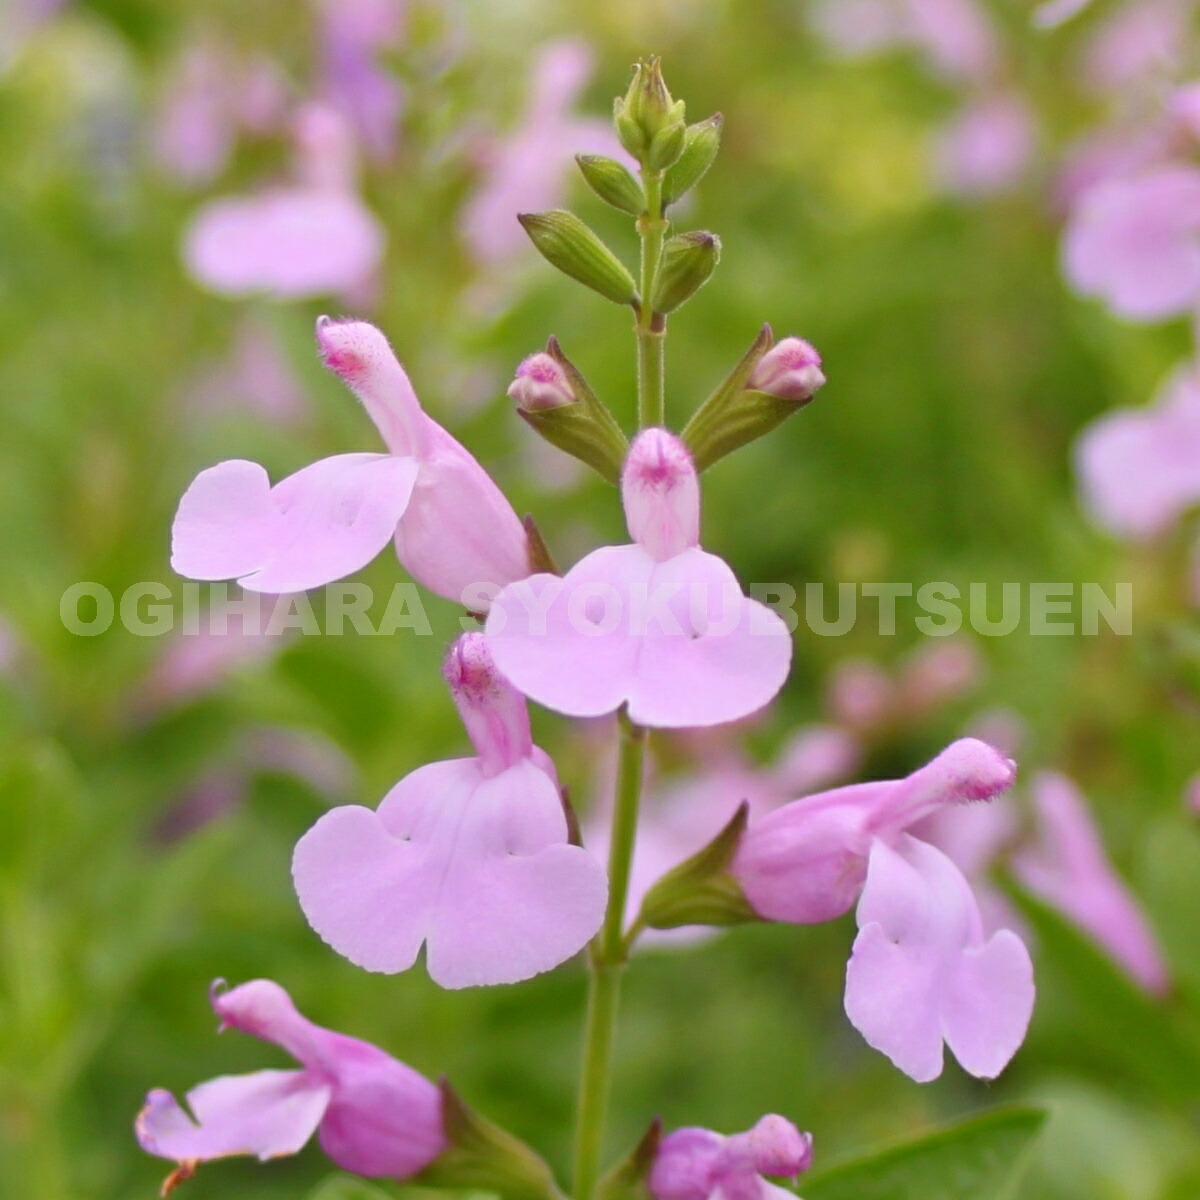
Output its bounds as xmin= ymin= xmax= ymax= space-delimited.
xmin=171 ymin=318 xmax=530 ymax=606
xmin=463 ymin=40 xmax=625 ymax=266
xmin=732 ymin=738 xmax=1016 ymax=925
xmin=1075 ymin=362 xmax=1200 ymax=539
xmin=845 ymin=834 xmax=1034 ymax=1081
xmin=1063 ymin=166 xmax=1200 ymax=322
xmin=748 ymin=338 xmax=826 ymax=402
xmin=508 ymin=352 xmax=575 ymax=411
xmin=1033 ymin=0 xmax=1094 ymax=28
xmin=136 ymin=979 xmax=445 ymax=1190
xmin=1078 ymin=0 xmax=1185 ymax=94
xmin=650 ymin=1115 xmax=813 ymax=1200
xmin=184 ymin=104 xmax=385 ymax=301
xmin=485 ymin=429 xmax=793 ymax=728
xmin=933 ymin=94 xmax=1035 ymax=196
xmin=292 ymin=635 xmax=607 ymax=988
xmin=1013 ymin=772 xmax=1170 ymax=995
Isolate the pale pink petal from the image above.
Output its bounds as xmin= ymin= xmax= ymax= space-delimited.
xmin=629 ymin=550 xmax=792 ymax=728
xmin=136 ymin=1071 xmax=331 ymax=1163
xmin=184 ymin=189 xmax=385 ymax=299
xmin=293 ymin=758 xmax=606 ymax=988
xmin=172 ymin=453 xmax=418 ymax=593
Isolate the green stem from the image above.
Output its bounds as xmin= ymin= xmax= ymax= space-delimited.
xmin=636 ymin=172 xmax=667 ymax=429
xmin=571 ymin=714 xmax=646 ymax=1200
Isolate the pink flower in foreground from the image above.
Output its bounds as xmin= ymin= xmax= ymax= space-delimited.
xmin=292 ymin=635 xmax=607 ymax=988
xmin=845 ymin=833 xmax=1034 ymax=1081
xmin=649 ymin=1115 xmax=813 ymax=1200
xmin=463 ymin=40 xmax=625 ymax=266
xmin=934 ymin=93 xmax=1035 ymax=196
xmin=136 ymin=980 xmax=445 ymax=1191
xmin=1013 ymin=772 xmax=1170 ymax=995
xmin=172 ymin=318 xmax=530 ymax=605
xmin=733 ymin=738 xmax=1015 ymax=925
xmin=184 ymin=104 xmax=384 ymax=300
xmin=485 ymin=429 xmax=793 ymax=728
xmin=1075 ymin=363 xmax=1200 ymax=539
xmin=1063 ymin=166 xmax=1200 ymax=322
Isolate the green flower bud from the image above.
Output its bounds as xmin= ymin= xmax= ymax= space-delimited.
xmin=576 ymin=154 xmax=645 ymax=216
xmin=646 ymin=119 xmax=687 ymax=171
xmin=663 ymin=113 xmax=723 ymax=207
xmin=597 ymin=1120 xmax=663 ymax=1200
xmin=614 ymin=57 xmax=687 ymax=166
xmin=519 ymin=210 xmax=638 ymax=306
xmin=651 ymin=231 xmax=721 ymax=314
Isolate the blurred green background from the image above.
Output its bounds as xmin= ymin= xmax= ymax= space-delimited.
xmin=2 ymin=1 xmax=1199 ymax=1198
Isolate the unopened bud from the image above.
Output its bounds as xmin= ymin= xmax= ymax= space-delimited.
xmin=614 ymin=57 xmax=687 ymax=166
xmin=576 ymin=154 xmax=645 ymax=216
xmin=519 ymin=210 xmax=638 ymax=307
xmin=508 ymin=353 xmax=575 ymax=412
xmin=651 ymin=231 xmax=720 ymax=314
xmin=516 ymin=337 xmax=629 ymax=484
xmin=663 ymin=114 xmax=723 ymax=207
xmin=748 ymin=337 xmax=825 ymax=402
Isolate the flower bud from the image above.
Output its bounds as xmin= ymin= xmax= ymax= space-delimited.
xmin=576 ymin=154 xmax=645 ymax=216
xmin=663 ymin=114 xmax=723 ymax=207
xmin=622 ymin=428 xmax=701 ymax=561
xmin=519 ymin=210 xmax=638 ymax=306
xmin=682 ymin=327 xmax=826 ymax=471
xmin=748 ymin=337 xmax=826 ymax=402
xmin=614 ymin=57 xmax=687 ymax=166
xmin=514 ymin=337 xmax=629 ymax=484
xmin=638 ymin=803 xmax=758 ymax=931
xmin=651 ymin=231 xmax=721 ymax=314
xmin=508 ymin=352 xmax=575 ymax=412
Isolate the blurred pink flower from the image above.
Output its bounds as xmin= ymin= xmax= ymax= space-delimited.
xmin=1013 ymin=772 xmax=1170 ymax=995
xmin=185 ymin=317 xmax=308 ymax=424
xmin=1033 ymin=0 xmax=1094 ymax=28
xmin=1074 ymin=362 xmax=1200 ymax=539
xmin=1063 ymin=165 xmax=1200 ymax=322
xmin=650 ymin=1116 xmax=813 ymax=1200
xmin=1078 ymin=0 xmax=1186 ymax=94
xmin=137 ymin=979 xmax=445 ymax=1189
xmin=293 ymin=635 xmax=607 ymax=988
xmin=0 ymin=0 xmax=68 ymax=69
xmin=486 ymin=430 xmax=793 ymax=729
xmin=184 ymin=104 xmax=385 ymax=301
xmin=463 ymin=40 xmax=626 ymax=266
xmin=934 ymin=93 xmax=1035 ymax=196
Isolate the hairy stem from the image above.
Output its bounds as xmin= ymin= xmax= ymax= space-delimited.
xmin=636 ymin=171 xmax=667 ymax=429
xmin=571 ymin=713 xmax=646 ymax=1200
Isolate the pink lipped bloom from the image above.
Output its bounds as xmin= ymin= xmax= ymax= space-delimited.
xmin=485 ymin=429 xmax=793 ymax=729
xmin=171 ymin=318 xmax=530 ymax=606
xmin=649 ymin=1115 xmax=813 ymax=1200
xmin=1013 ymin=772 xmax=1170 ymax=995
xmin=732 ymin=738 xmax=1033 ymax=1081
xmin=1075 ymin=361 xmax=1200 ymax=540
xmin=184 ymin=103 xmax=385 ymax=301
xmin=136 ymin=979 xmax=445 ymax=1191
xmin=291 ymin=634 xmax=607 ymax=989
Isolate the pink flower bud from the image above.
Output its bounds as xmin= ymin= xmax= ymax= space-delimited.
xmin=622 ymin=428 xmax=700 ymax=561
xmin=748 ymin=337 xmax=825 ymax=402
xmin=444 ymin=633 xmax=533 ymax=776
xmin=507 ymin=352 xmax=575 ymax=411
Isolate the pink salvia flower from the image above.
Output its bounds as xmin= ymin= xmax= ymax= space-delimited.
xmin=184 ymin=104 xmax=385 ymax=301
xmin=171 ymin=318 xmax=530 ymax=606
xmin=732 ymin=737 xmax=1016 ymax=925
xmin=1078 ymin=0 xmax=1185 ymax=94
xmin=933 ymin=94 xmax=1035 ymax=196
xmin=650 ymin=1115 xmax=813 ymax=1200
xmin=1075 ymin=362 xmax=1200 ymax=539
xmin=748 ymin=338 xmax=826 ymax=402
xmin=508 ymin=352 xmax=575 ymax=411
xmin=1013 ymin=772 xmax=1170 ymax=995
xmin=135 ymin=980 xmax=445 ymax=1190
xmin=485 ymin=429 xmax=792 ymax=728
xmin=845 ymin=833 xmax=1034 ymax=1081
xmin=1063 ymin=166 xmax=1200 ymax=322
xmin=291 ymin=634 xmax=607 ymax=988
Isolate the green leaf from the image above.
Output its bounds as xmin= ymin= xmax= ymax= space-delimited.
xmin=306 ymin=1174 xmax=395 ymax=1200
xmin=803 ymin=1107 xmax=1046 ymax=1200
xmin=1007 ymin=882 xmax=1200 ymax=1105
